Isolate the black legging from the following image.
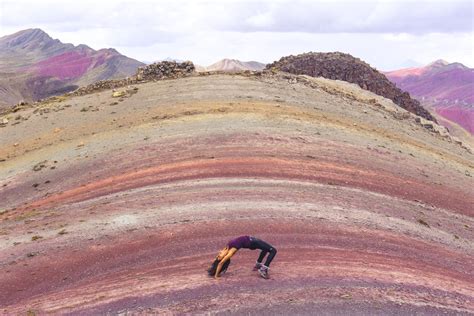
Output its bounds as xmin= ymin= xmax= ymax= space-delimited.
xmin=250 ymin=237 xmax=277 ymax=267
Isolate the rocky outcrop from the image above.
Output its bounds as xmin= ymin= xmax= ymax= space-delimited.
xmin=136 ymin=61 xmax=195 ymax=81
xmin=266 ymin=52 xmax=436 ymax=122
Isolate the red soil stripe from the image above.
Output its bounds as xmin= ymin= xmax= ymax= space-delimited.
xmin=18 ymin=157 xmax=473 ymax=216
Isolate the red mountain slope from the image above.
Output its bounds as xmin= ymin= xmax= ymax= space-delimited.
xmin=386 ymin=60 xmax=474 ymax=135
xmin=0 ymin=29 xmax=144 ymax=109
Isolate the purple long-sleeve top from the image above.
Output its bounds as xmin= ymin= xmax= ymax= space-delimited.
xmin=227 ymin=235 xmax=251 ymax=249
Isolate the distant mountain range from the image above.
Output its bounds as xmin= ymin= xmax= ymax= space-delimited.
xmin=1 ymin=29 xmax=472 ymax=138
xmin=0 ymin=28 xmax=144 ymax=108
xmin=147 ymin=58 xmax=265 ymax=72
xmin=196 ymin=59 xmax=265 ymax=72
xmin=385 ymin=60 xmax=474 ymax=135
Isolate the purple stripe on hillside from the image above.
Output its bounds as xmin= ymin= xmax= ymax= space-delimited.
xmin=33 ymin=51 xmax=97 ymax=80
xmin=436 ymin=107 xmax=474 ymax=134
xmin=388 ymin=68 xmax=474 ymax=104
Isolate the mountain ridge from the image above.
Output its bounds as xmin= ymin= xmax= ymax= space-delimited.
xmin=385 ymin=60 xmax=474 ymax=135
xmin=0 ymin=28 xmax=144 ymax=108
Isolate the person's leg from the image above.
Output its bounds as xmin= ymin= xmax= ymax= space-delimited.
xmin=251 ymin=237 xmax=269 ymax=270
xmin=252 ymin=249 xmax=268 ymax=270
xmin=250 ymin=238 xmax=277 ymax=278
xmin=257 ymin=249 xmax=268 ymax=263
xmin=251 ymin=238 xmax=273 ymax=258
xmin=264 ymin=247 xmax=277 ymax=267
xmin=259 ymin=243 xmax=276 ymax=279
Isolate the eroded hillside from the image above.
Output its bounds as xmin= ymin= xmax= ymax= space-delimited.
xmin=0 ymin=72 xmax=473 ymax=314
xmin=267 ymin=52 xmax=436 ymax=122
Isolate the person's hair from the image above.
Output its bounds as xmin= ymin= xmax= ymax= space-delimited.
xmin=208 ymin=258 xmax=231 ymax=276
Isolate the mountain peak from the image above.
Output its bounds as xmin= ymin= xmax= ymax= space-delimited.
xmin=204 ymin=58 xmax=265 ymax=72
xmin=427 ymin=59 xmax=449 ymax=68
xmin=220 ymin=58 xmax=239 ymax=62
xmin=0 ymin=28 xmax=53 ymax=49
xmin=426 ymin=59 xmax=470 ymax=72
xmin=20 ymin=28 xmax=50 ymax=37
xmin=11 ymin=28 xmax=51 ymax=41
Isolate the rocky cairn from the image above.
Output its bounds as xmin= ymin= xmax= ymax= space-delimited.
xmin=266 ymin=52 xmax=436 ymax=122
xmin=135 ymin=61 xmax=195 ymax=81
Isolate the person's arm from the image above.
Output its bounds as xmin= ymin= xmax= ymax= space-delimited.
xmin=215 ymin=248 xmax=237 ymax=278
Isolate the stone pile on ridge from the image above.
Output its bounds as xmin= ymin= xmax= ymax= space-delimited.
xmin=266 ymin=52 xmax=436 ymax=122
xmin=70 ymin=61 xmax=195 ymax=96
xmin=136 ymin=61 xmax=195 ymax=81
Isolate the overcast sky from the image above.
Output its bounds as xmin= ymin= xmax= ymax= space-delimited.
xmin=0 ymin=0 xmax=473 ymax=70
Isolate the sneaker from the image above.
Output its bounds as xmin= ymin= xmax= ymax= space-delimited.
xmin=252 ymin=262 xmax=263 ymax=271
xmin=258 ymin=265 xmax=269 ymax=279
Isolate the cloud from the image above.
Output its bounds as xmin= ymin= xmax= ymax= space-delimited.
xmin=1 ymin=0 xmax=472 ymax=35
xmin=216 ymin=0 xmax=473 ymax=34
xmin=84 ymin=27 xmax=177 ymax=47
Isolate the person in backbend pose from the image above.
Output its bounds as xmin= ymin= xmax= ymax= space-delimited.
xmin=208 ymin=235 xmax=277 ymax=279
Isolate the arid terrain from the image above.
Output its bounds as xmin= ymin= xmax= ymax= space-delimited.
xmin=0 ymin=70 xmax=473 ymax=314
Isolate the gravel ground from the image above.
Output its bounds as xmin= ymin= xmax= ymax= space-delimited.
xmin=0 ymin=73 xmax=473 ymax=314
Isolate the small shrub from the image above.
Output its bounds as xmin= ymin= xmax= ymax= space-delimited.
xmin=417 ymin=219 xmax=430 ymax=228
